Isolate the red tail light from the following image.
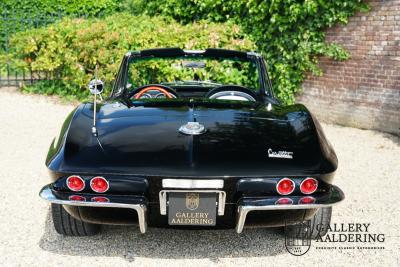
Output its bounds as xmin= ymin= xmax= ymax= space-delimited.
xmin=66 ymin=175 xmax=85 ymax=192
xmin=275 ymin=197 xmax=293 ymax=205
xmin=91 ymin=196 xmax=109 ymax=202
xmin=90 ymin=176 xmax=109 ymax=193
xmin=69 ymin=195 xmax=86 ymax=201
xmin=299 ymin=196 xmax=315 ymax=204
xmin=276 ymin=178 xmax=295 ymax=195
xmin=300 ymin=177 xmax=318 ymax=194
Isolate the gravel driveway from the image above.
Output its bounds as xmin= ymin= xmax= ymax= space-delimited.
xmin=0 ymin=89 xmax=399 ymax=266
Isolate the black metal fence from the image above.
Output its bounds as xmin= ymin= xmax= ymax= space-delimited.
xmin=0 ymin=12 xmax=60 ymax=87
xmin=0 ymin=11 xmax=95 ymax=87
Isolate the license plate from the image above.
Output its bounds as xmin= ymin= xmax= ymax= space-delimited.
xmin=168 ymin=192 xmax=216 ymax=226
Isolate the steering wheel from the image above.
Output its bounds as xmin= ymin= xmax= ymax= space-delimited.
xmin=131 ymin=85 xmax=178 ymax=99
xmin=206 ymin=85 xmax=258 ymax=102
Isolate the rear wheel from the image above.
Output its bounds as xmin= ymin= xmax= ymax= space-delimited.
xmin=285 ymin=207 xmax=332 ymax=240
xmin=51 ymin=204 xmax=101 ymax=236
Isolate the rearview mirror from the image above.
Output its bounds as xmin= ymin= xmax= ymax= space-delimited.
xmin=88 ymin=79 xmax=104 ymax=95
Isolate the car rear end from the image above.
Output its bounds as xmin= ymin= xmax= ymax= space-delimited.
xmin=41 ymin=97 xmax=344 ymax=235
xmin=40 ymin=171 xmax=344 ymax=234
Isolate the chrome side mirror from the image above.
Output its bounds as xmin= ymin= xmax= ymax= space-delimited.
xmin=88 ymin=79 xmax=104 ymax=95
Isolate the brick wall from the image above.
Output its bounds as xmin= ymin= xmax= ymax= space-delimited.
xmin=298 ymin=0 xmax=400 ymax=135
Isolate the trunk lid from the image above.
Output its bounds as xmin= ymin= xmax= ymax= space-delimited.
xmin=76 ymin=100 xmax=331 ymax=176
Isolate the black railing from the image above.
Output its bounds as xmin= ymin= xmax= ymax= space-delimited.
xmin=0 ymin=11 xmax=98 ymax=87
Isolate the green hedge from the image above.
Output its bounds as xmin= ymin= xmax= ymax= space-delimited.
xmin=129 ymin=0 xmax=368 ymax=104
xmin=3 ymin=13 xmax=255 ymax=99
xmin=0 ymin=0 xmax=120 ymax=50
xmin=0 ymin=0 xmax=118 ymax=16
xmin=2 ymin=1 xmax=368 ymax=104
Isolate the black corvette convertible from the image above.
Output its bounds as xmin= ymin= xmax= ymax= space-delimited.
xmin=40 ymin=48 xmax=344 ymax=237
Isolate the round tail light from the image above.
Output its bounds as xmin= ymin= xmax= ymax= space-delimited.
xmin=66 ymin=175 xmax=85 ymax=192
xmin=300 ymin=177 xmax=318 ymax=194
xmin=276 ymin=178 xmax=295 ymax=195
xmin=275 ymin=197 xmax=293 ymax=205
xmin=299 ymin=196 xmax=315 ymax=204
xmin=69 ymin=195 xmax=86 ymax=202
xmin=91 ymin=196 xmax=110 ymax=202
xmin=90 ymin=176 xmax=109 ymax=193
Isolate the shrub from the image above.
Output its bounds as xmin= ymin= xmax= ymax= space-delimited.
xmin=0 ymin=0 xmax=121 ymax=50
xmin=0 ymin=0 xmax=119 ymax=17
xmin=127 ymin=0 xmax=369 ymax=104
xmin=4 ymin=13 xmax=255 ymax=100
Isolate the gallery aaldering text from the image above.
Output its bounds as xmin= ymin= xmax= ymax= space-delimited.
xmin=315 ymin=223 xmax=385 ymax=243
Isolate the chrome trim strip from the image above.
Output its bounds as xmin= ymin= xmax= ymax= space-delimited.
xmin=162 ymin=179 xmax=224 ymax=189
xmin=159 ymin=190 xmax=226 ymax=216
xmin=39 ymin=186 xmax=147 ymax=234
xmin=235 ymin=199 xmax=344 ymax=234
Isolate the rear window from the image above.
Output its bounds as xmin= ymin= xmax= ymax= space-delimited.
xmin=127 ymin=57 xmax=260 ymax=90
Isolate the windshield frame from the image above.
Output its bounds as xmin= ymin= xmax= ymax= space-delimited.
xmin=110 ymin=48 xmax=273 ymax=100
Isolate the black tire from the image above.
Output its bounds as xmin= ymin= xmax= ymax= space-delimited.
xmin=51 ymin=204 xmax=101 ymax=236
xmin=285 ymin=207 xmax=332 ymax=240
xmin=309 ymin=207 xmax=332 ymax=239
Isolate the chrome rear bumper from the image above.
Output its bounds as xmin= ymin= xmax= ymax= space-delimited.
xmin=235 ymin=185 xmax=345 ymax=233
xmin=40 ymin=184 xmax=344 ymax=234
xmin=39 ymin=185 xmax=147 ymax=233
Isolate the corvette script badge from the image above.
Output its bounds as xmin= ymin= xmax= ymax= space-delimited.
xmin=268 ymin=148 xmax=293 ymax=159
xmin=179 ymin=122 xmax=206 ymax=135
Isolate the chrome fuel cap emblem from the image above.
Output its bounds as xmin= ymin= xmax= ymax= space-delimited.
xmin=179 ymin=122 xmax=206 ymax=135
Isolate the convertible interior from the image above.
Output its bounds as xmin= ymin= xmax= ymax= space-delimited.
xmin=129 ymin=84 xmax=258 ymax=102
